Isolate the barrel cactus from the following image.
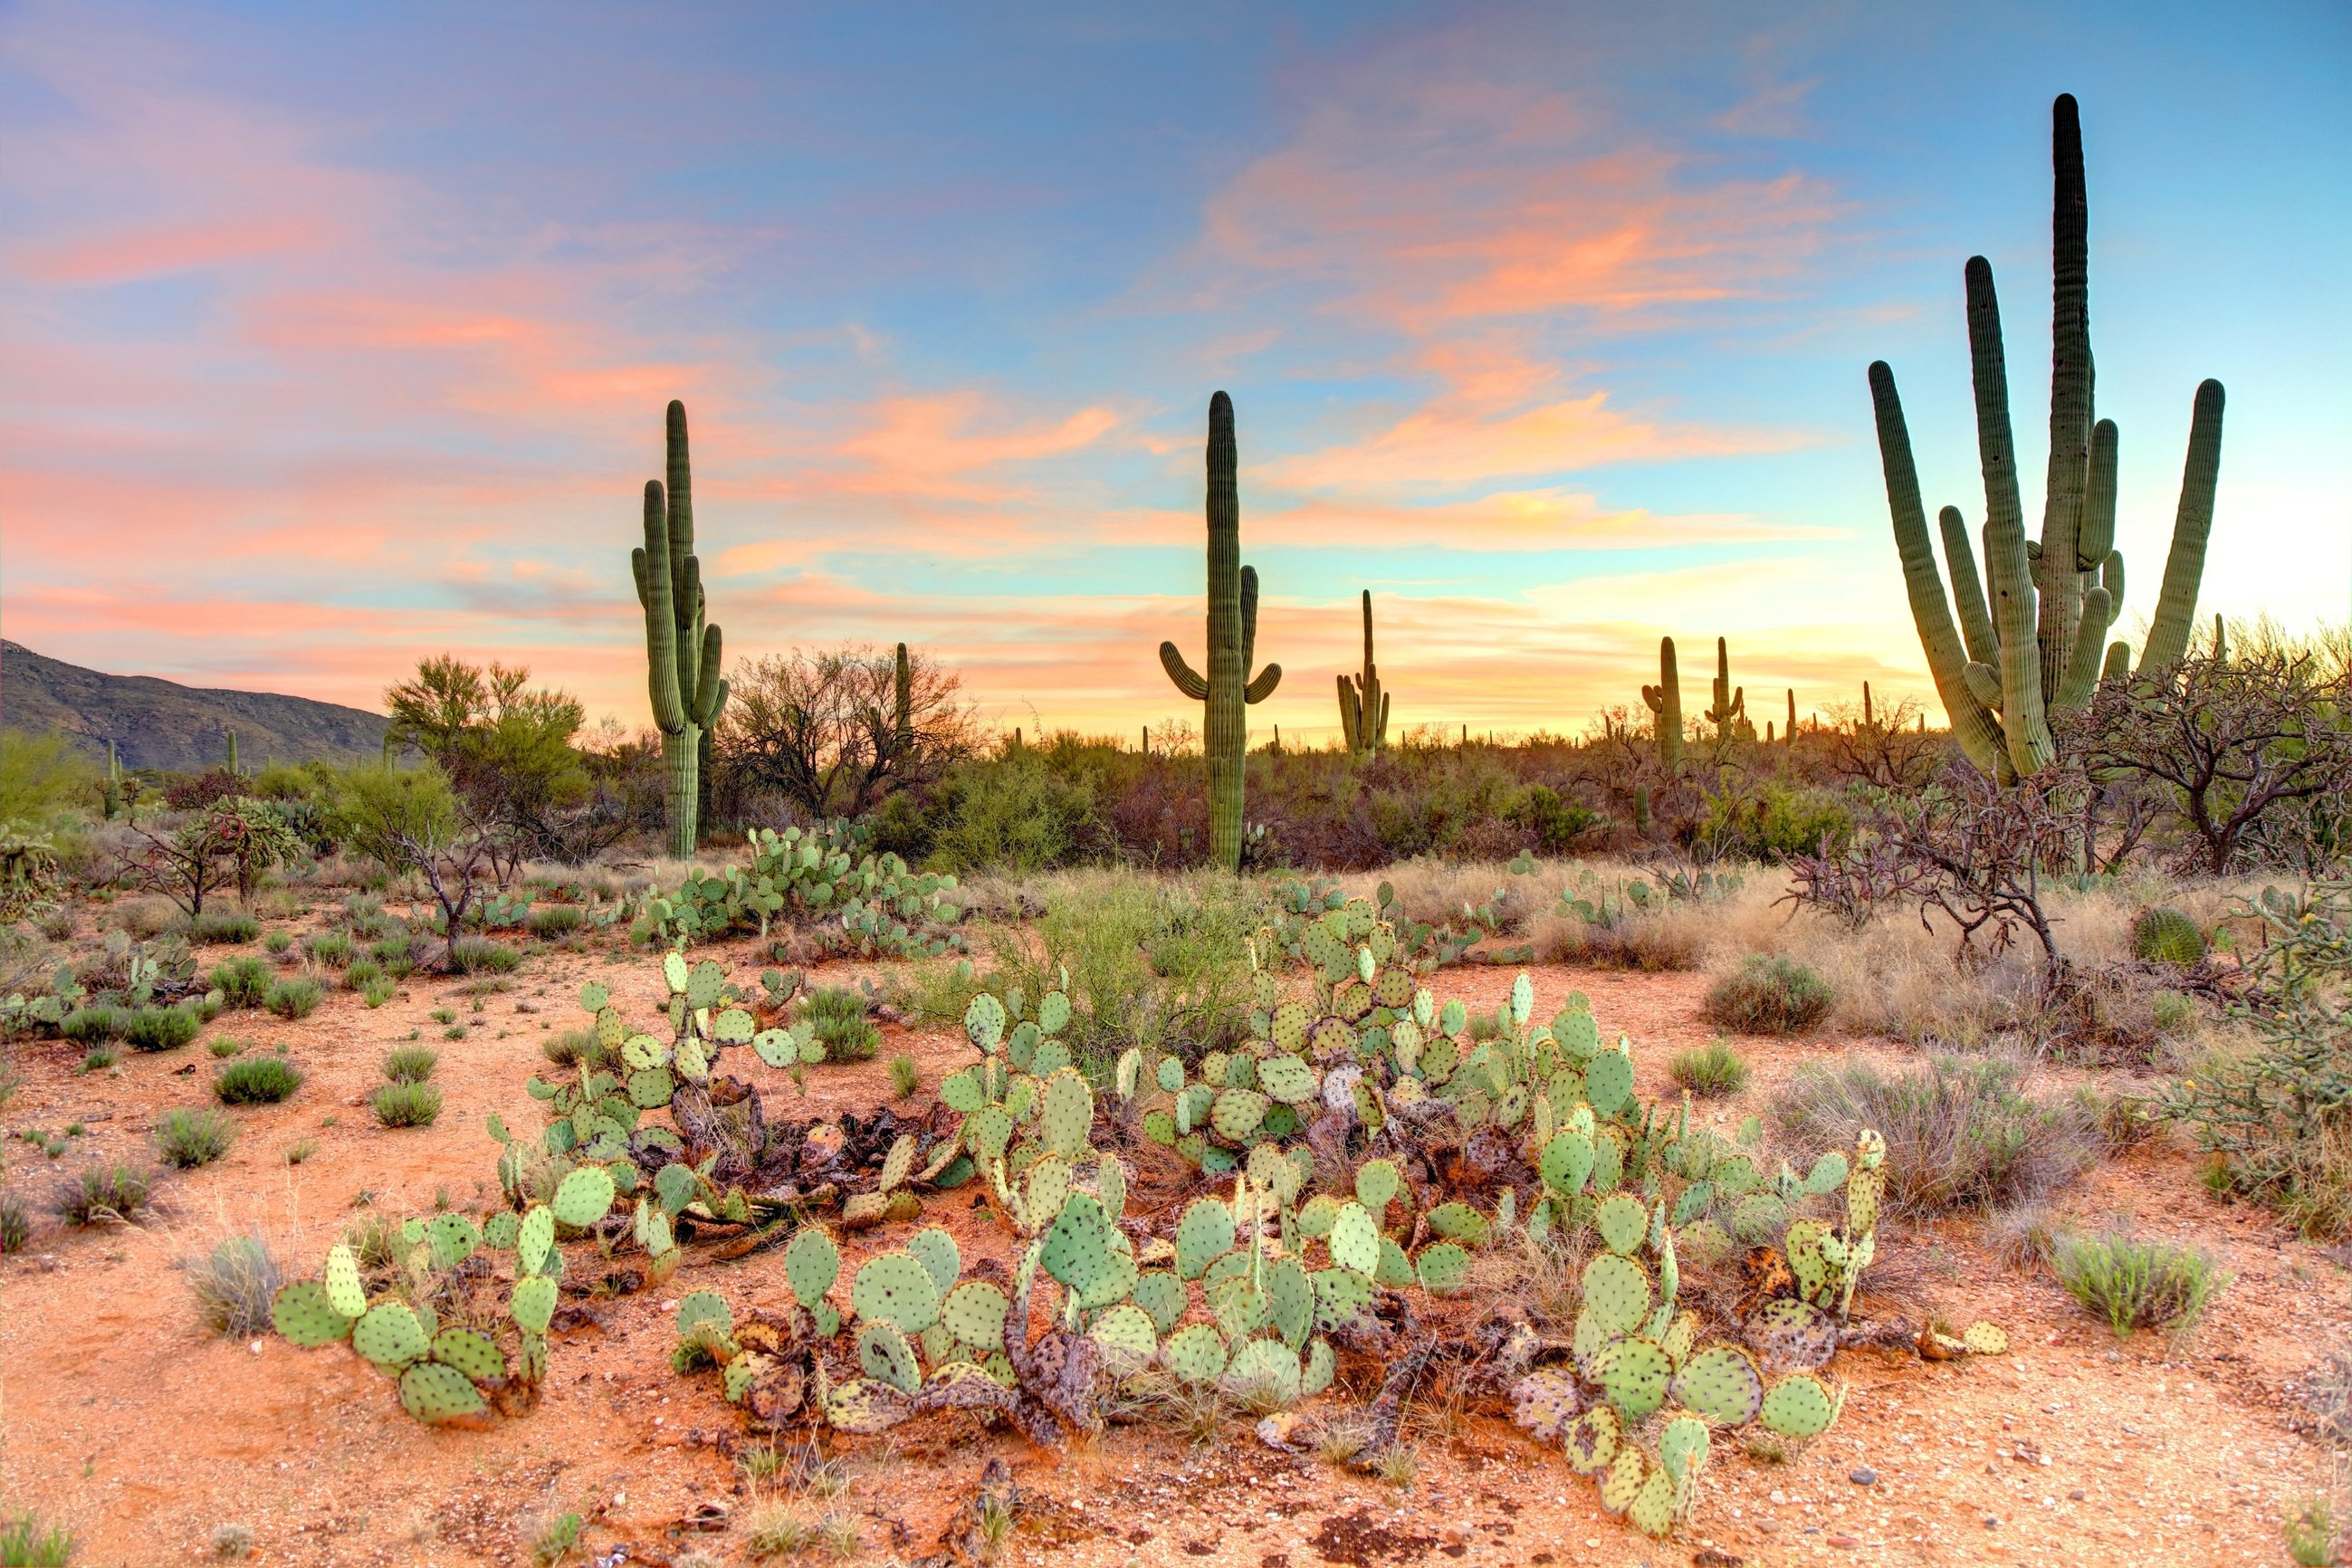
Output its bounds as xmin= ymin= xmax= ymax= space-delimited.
xmin=2131 ymin=907 xmax=2206 ymax=966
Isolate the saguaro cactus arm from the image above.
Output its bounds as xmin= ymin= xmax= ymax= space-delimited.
xmin=2033 ymin=92 xmax=2095 ymax=706
xmin=1965 ymin=257 xmax=2053 ymax=776
xmin=1160 ymin=644 xmax=1209 ymax=703
xmin=2138 ymin=379 xmax=2226 ymax=672
xmin=636 ymin=482 xmax=688 ymax=735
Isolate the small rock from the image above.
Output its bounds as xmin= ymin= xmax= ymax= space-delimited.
xmin=250 ymin=1339 xmax=265 ymax=1354
xmin=1849 ymin=1468 xmax=1878 ymax=1487
xmin=1757 ymin=1521 xmax=1782 ymax=1535
xmin=2068 ymin=1490 xmax=2087 ymax=1502
xmin=1984 ymin=1516 xmax=2000 ymax=1529
xmin=1828 ymin=1535 xmax=1860 ymax=1550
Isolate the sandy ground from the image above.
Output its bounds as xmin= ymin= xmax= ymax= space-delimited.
xmin=2 ymin=935 xmax=2342 ymax=1568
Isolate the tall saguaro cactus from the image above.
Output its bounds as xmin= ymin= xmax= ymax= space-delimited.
xmin=1336 ymin=589 xmax=1390 ymax=756
xmin=633 ymin=400 xmax=729 ymax=857
xmin=1641 ymin=636 xmax=1684 ymax=770
xmin=1869 ymin=94 xmax=2225 ymax=779
xmin=893 ymin=643 xmax=913 ymax=756
xmin=1705 ymin=637 xmax=1752 ymax=741
xmin=1161 ymin=391 xmax=1281 ymax=870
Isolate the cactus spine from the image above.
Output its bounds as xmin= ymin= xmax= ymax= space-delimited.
xmin=1160 ymin=391 xmax=1280 ymax=870
xmin=1640 ymin=637 xmax=1683 ymax=769
xmin=1869 ymin=94 xmax=2224 ymax=779
xmin=1336 ymin=590 xmax=1389 ymax=757
xmin=633 ymin=400 xmax=730 ymax=857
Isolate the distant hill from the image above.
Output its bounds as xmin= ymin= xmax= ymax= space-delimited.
xmin=1 ymin=641 xmax=390 ymax=772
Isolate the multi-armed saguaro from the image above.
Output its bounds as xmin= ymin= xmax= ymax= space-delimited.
xmin=1161 ymin=391 xmax=1281 ymax=871
xmin=1641 ymin=636 xmax=1684 ymax=769
xmin=633 ymin=400 xmax=730 ymax=856
xmin=1336 ymin=589 xmax=1390 ymax=757
xmin=1705 ymin=637 xmax=1753 ymax=741
xmin=1869 ymin=93 xmax=2223 ymax=779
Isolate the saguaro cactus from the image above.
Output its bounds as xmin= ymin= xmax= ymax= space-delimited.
xmin=633 ymin=400 xmax=729 ymax=857
xmin=893 ymin=643 xmax=913 ymax=756
xmin=1161 ymin=391 xmax=1280 ymax=870
xmin=1704 ymin=637 xmax=1752 ymax=741
xmin=225 ymin=729 xmax=239 ymax=777
xmin=1336 ymin=590 xmax=1390 ymax=756
xmin=1869 ymin=94 xmax=2224 ymax=779
xmin=1641 ymin=636 xmax=1684 ymax=770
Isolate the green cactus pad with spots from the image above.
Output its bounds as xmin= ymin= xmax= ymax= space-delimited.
xmin=481 ymin=1210 xmax=521 ymax=1249
xmin=1038 ymin=1068 xmax=1094 ymax=1158
xmin=1671 ymin=1343 xmax=1764 ymax=1425
xmin=1415 ymin=1242 xmax=1470 ymax=1294
xmin=516 ymin=1206 xmax=556 ymax=1275
xmin=1266 ymin=1257 xmax=1314 ymax=1350
xmin=1800 ymin=1151 xmax=1850 ymax=1197
xmin=1327 ymin=1202 xmax=1380 ymax=1275
xmin=684 ymin=960 xmax=724 ymax=1009
xmin=1627 ymin=1461 xmax=1677 ymax=1539
xmin=272 ymin=1281 xmax=357 ymax=1347
xmin=1088 ymin=1302 xmax=1158 ymax=1371
xmin=963 ymin=1105 xmax=1013 ymax=1162
xmin=1563 ymin=1404 xmax=1620 ymax=1475
xmin=1581 ymin=1252 xmax=1652 ymax=1335
xmin=784 ymin=1228 xmax=841 ymax=1311
xmin=1424 ymin=1202 xmax=1490 ymax=1246
xmin=852 ymin=1250 xmax=941 ymax=1334
xmin=1659 ymin=1412 xmax=1709 ymax=1487
xmin=1296 ymin=1194 xmax=1343 ymax=1238
xmin=1175 ymin=1199 xmax=1236 ymax=1280
xmin=1592 ymin=1335 xmax=1674 ymax=1419
xmin=1963 ymin=1321 xmax=2009 ymax=1355
xmin=676 ymin=1290 xmax=732 ymax=1340
xmin=425 ymin=1214 xmax=480 ymax=1270
xmin=1595 ymin=1192 xmax=1649 ymax=1256
xmin=1042 ymin=1192 xmax=1114 ymax=1293
xmin=1311 ymin=1267 xmax=1374 ymax=1330
xmin=905 ymin=1227 xmax=961 ymax=1296
xmin=430 ymin=1327 xmax=505 ymax=1383
xmin=1209 ymin=1277 xmax=1269 ymax=1342
xmin=1374 ymin=1237 xmax=1415 ymax=1289
xmin=1222 ymin=1338 xmax=1303 ymax=1405
xmin=1759 ymin=1373 xmax=1837 ymax=1438
xmin=858 ymin=1320 xmax=922 ymax=1394
xmin=551 ymin=1167 xmax=616 ymax=1228
xmin=1133 ymin=1271 xmax=1186 ymax=1334
xmin=962 ymin=991 xmax=1007 ymax=1051
xmin=1729 ymin=1192 xmax=1787 ymax=1245
xmin=1353 ymin=1159 xmax=1401 ymax=1214
xmin=352 ymin=1302 xmax=431 ymax=1371
xmin=1598 ymin=1441 xmax=1647 ymax=1514
xmin=1584 ymin=1049 xmax=1634 ymax=1117
xmin=509 ymin=1276 xmax=557 ymax=1334
xmin=399 ymin=1360 xmax=489 ymax=1423
xmin=1540 ymin=1131 xmax=1595 ymax=1196
xmin=1209 ymin=1086 xmax=1267 ymax=1142
xmin=1257 ymin=1055 xmax=1318 ymax=1105
xmin=1270 ymin=1000 xmax=1310 ymax=1050
xmin=1303 ymin=1337 xmax=1335 ymax=1397
xmin=932 ymin=1278 xmax=1006 ymax=1352
xmin=1163 ymin=1323 xmax=1229 ymax=1383
xmin=323 ymin=1243 xmax=367 ymax=1318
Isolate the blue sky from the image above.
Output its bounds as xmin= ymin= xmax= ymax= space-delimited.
xmin=4 ymin=0 xmax=2346 ymax=740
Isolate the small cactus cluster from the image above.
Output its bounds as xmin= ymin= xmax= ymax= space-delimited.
xmin=636 ymin=818 xmax=963 ymax=959
xmin=2130 ymin=907 xmax=2207 ymax=966
xmin=271 ymin=1206 xmax=556 ymax=1425
xmin=937 ymin=974 xmax=1104 ymax=1231
xmin=1552 ymin=865 xmax=1743 ymax=932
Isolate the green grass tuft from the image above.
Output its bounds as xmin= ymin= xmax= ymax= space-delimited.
xmin=215 ymin=1056 xmax=303 ymax=1105
xmin=372 ymin=1082 xmax=444 ymax=1128
xmin=156 ymin=1106 xmax=237 ymax=1167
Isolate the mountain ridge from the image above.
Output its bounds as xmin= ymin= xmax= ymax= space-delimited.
xmin=1 ymin=641 xmax=390 ymax=772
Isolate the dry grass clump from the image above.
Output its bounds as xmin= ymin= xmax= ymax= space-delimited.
xmin=1704 ymin=954 xmax=1835 ymax=1035
xmin=2052 ymin=1230 xmax=2231 ymax=1338
xmin=1773 ymin=1054 xmax=2100 ymax=1216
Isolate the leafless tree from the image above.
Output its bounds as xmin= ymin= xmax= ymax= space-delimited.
xmin=718 ymin=645 xmax=977 ymax=820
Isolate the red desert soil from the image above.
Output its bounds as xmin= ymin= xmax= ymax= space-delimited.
xmin=3 ymin=944 xmax=2341 ymax=1567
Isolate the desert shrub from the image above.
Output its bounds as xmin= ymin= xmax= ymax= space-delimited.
xmin=117 ymin=897 xmax=182 ymax=939
xmin=156 ymin=1106 xmax=236 ymax=1167
xmin=382 ymin=1046 xmax=438 ymax=1083
xmin=189 ymin=908 xmax=261 ymax=944
xmin=0 ymin=727 xmax=94 ymax=821
xmin=449 ymin=936 xmax=521 ymax=975
xmin=529 ymin=1511 xmax=585 ymax=1567
xmin=58 ymin=1163 xmax=152 ymax=1224
xmin=2131 ymin=907 xmax=2206 ymax=965
xmin=80 ymin=1047 xmax=117 ymax=1073
xmin=263 ymin=931 xmax=292 ymax=955
xmin=123 ymin=1006 xmax=201 ymax=1052
xmin=1668 ymin=1037 xmax=1750 ymax=1097
xmin=932 ymin=753 xmax=1097 ymax=873
xmin=264 ymin=977 xmax=322 ymax=1019
xmin=341 ymin=895 xmax=393 ymax=941
xmin=2164 ymin=882 xmax=2352 ymax=1234
xmin=208 ymin=1037 xmax=244 ymax=1058
xmin=1504 ymin=783 xmax=1605 ymax=852
xmin=798 ymin=988 xmax=879 ymax=1063
xmin=526 ymin=904 xmax=583 ymax=939
xmin=363 ymin=975 xmax=397 ymax=1008
xmin=543 ymin=1029 xmax=615 ymax=1070
xmin=1704 ymin=954 xmax=1835 ymax=1036
xmin=1 ymin=1197 xmax=28 ymax=1253
xmin=2052 ymin=1231 xmax=2229 ymax=1337
xmin=215 ymin=1056 xmax=302 ymax=1105
xmin=371 ymin=934 xmax=415 ymax=967
xmin=372 ymin=1082 xmax=443 ymax=1127
xmin=304 ymin=930 xmax=355 ymax=967
xmin=2286 ymin=1501 xmax=2338 ymax=1568
xmin=0 ymin=1511 xmax=76 ymax=1567
xmin=1698 ymin=781 xmax=1852 ymax=863
xmin=186 ymin=1232 xmax=284 ymax=1336
xmin=61 ymin=1005 xmax=132 ymax=1044
xmin=888 ymin=1054 xmax=920 ymax=1098
xmin=1774 ymin=1054 xmax=2099 ymax=1216
xmin=210 ymin=956 xmax=272 ymax=1008
xmin=345 ymin=956 xmax=383 ymax=990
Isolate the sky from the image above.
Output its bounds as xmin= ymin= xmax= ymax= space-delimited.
xmin=3 ymin=0 xmax=2347 ymax=744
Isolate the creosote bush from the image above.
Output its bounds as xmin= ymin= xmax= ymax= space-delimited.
xmin=264 ymin=977 xmax=322 ymax=1020
xmin=190 ymin=908 xmax=262 ymax=944
xmin=1774 ymin=1054 xmax=2099 ymax=1216
xmin=57 ymin=1163 xmax=152 ymax=1225
xmin=1668 ymin=1037 xmax=1750 ymax=1097
xmin=61 ymin=1005 xmax=131 ymax=1044
xmin=1705 ymin=954 xmax=1836 ymax=1036
xmin=210 ymin=956 xmax=272 ymax=1009
xmin=372 ymin=1082 xmax=444 ymax=1128
xmin=156 ymin=1106 xmax=237 ymax=1167
xmin=124 ymin=1006 xmax=202 ymax=1053
xmin=215 ymin=1056 xmax=303 ymax=1105
xmin=2052 ymin=1230 xmax=2229 ymax=1337
xmin=798 ymin=987 xmax=880 ymax=1062
xmin=186 ymin=1232 xmax=284 ymax=1336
